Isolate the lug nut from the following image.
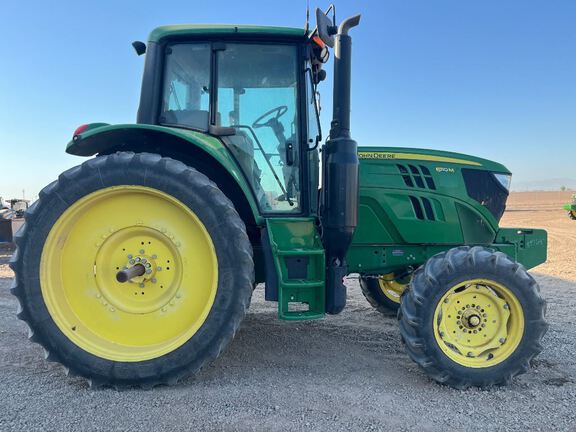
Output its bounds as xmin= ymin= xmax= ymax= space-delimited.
xmin=135 ymin=257 xmax=141 ymax=262
xmin=499 ymin=338 xmax=506 ymax=344
xmin=141 ymin=258 xmax=147 ymax=264
xmin=140 ymin=249 xmax=145 ymax=254
xmin=151 ymin=278 xmax=157 ymax=283
xmin=146 ymin=269 xmax=152 ymax=274
xmin=152 ymin=255 xmax=157 ymax=259
xmin=157 ymin=267 xmax=162 ymax=271
xmin=139 ymin=283 xmax=145 ymax=288
xmin=129 ymin=259 xmax=135 ymax=265
xmin=128 ymin=254 xmax=133 ymax=259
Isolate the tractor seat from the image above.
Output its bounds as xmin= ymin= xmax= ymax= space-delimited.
xmin=225 ymin=130 xmax=255 ymax=179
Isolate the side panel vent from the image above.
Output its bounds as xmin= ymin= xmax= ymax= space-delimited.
xmin=396 ymin=164 xmax=436 ymax=190
xmin=409 ymin=195 xmax=436 ymax=221
xmin=397 ymin=164 xmax=414 ymax=187
xmin=421 ymin=197 xmax=436 ymax=220
xmin=419 ymin=165 xmax=436 ymax=190
xmin=409 ymin=196 xmax=425 ymax=220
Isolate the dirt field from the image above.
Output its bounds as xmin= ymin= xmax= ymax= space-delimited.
xmin=1 ymin=191 xmax=575 ymax=431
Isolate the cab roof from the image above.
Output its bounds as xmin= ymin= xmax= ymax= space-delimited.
xmin=149 ymin=24 xmax=306 ymax=43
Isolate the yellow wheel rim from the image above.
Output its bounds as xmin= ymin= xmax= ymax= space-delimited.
xmin=40 ymin=186 xmax=218 ymax=362
xmin=433 ymin=279 xmax=524 ymax=368
xmin=378 ymin=273 xmax=408 ymax=304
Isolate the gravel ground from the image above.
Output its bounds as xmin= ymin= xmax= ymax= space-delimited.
xmin=1 ymin=192 xmax=575 ymax=431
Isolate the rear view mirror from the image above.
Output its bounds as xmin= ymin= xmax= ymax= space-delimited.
xmin=315 ymin=8 xmax=336 ymax=48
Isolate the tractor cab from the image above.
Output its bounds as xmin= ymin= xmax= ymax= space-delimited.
xmin=137 ymin=26 xmax=326 ymax=215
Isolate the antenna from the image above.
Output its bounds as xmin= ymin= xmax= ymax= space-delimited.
xmin=304 ymin=0 xmax=310 ymax=33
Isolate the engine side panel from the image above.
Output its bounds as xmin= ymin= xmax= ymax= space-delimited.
xmin=352 ymin=147 xmax=508 ymax=248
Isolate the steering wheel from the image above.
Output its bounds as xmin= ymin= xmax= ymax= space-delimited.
xmin=252 ymin=105 xmax=288 ymax=129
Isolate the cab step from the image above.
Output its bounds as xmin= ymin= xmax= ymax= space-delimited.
xmin=265 ymin=218 xmax=325 ymax=320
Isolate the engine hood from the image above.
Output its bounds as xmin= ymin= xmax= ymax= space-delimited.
xmin=357 ymin=147 xmax=510 ymax=174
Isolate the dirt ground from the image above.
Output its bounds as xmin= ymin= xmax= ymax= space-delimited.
xmin=1 ymin=191 xmax=575 ymax=431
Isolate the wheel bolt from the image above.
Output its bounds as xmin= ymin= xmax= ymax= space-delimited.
xmin=152 ymin=255 xmax=157 ymax=259
xmin=503 ymin=304 xmax=509 ymax=309
xmin=467 ymin=352 xmax=473 ymax=357
xmin=151 ymin=278 xmax=157 ymax=283
xmin=499 ymin=338 xmax=506 ymax=344
xmin=140 ymin=249 xmax=145 ymax=254
xmin=128 ymin=254 xmax=133 ymax=259
xmin=139 ymin=283 xmax=145 ymax=288
xmin=141 ymin=258 xmax=147 ymax=264
xmin=146 ymin=263 xmax=151 ymax=268
xmin=135 ymin=257 xmax=141 ymax=262
xmin=129 ymin=259 xmax=135 ymax=265
xmin=146 ymin=269 xmax=152 ymax=274
xmin=157 ymin=267 xmax=162 ymax=271
xmin=439 ymin=331 xmax=445 ymax=337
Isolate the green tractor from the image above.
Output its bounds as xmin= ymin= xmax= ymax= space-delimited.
xmin=11 ymin=8 xmax=548 ymax=389
xmin=563 ymin=194 xmax=576 ymax=220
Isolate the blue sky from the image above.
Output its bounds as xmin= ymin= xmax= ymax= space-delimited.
xmin=1 ymin=0 xmax=574 ymax=199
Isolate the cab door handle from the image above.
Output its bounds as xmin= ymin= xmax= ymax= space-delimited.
xmin=286 ymin=142 xmax=294 ymax=166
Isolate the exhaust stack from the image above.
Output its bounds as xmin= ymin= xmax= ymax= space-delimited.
xmin=321 ymin=13 xmax=361 ymax=314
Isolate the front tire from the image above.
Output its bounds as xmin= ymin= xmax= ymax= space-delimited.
xmin=11 ymin=152 xmax=254 ymax=387
xmin=399 ymin=246 xmax=547 ymax=388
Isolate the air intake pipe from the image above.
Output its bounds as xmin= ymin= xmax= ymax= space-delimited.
xmin=321 ymin=14 xmax=361 ymax=314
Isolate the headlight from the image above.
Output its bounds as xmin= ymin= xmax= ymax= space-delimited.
xmin=493 ymin=173 xmax=512 ymax=191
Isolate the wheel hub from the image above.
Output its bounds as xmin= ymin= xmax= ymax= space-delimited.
xmin=95 ymin=227 xmax=180 ymax=314
xmin=434 ymin=280 xmax=524 ymax=367
xmin=378 ymin=273 xmax=408 ymax=304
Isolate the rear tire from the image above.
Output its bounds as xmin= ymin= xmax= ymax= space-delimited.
xmin=399 ymin=246 xmax=547 ymax=389
xmin=11 ymin=152 xmax=254 ymax=387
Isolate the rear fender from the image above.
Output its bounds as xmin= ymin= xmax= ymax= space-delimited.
xmin=66 ymin=123 xmax=262 ymax=224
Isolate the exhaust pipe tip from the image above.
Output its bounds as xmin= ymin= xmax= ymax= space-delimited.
xmin=338 ymin=14 xmax=361 ymax=35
